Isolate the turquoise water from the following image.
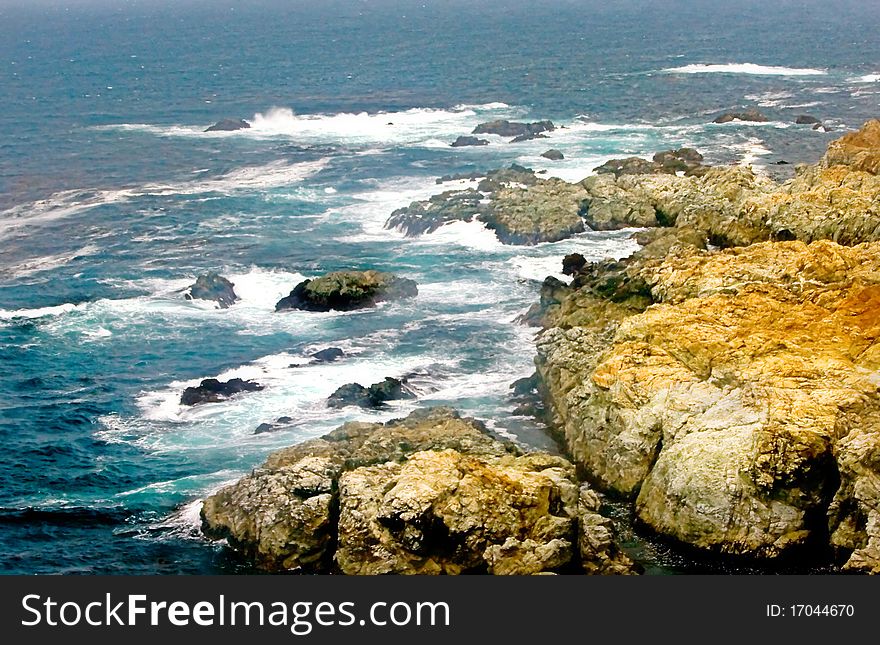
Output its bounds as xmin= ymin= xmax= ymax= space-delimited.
xmin=0 ymin=0 xmax=878 ymax=573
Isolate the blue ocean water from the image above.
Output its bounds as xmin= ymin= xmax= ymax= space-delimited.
xmin=0 ymin=0 xmax=878 ymax=574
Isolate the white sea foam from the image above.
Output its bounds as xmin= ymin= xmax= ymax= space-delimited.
xmin=99 ymin=103 xmax=522 ymax=148
xmin=663 ymin=63 xmax=826 ymax=76
xmin=850 ymin=73 xmax=880 ymax=83
xmin=0 ymin=159 xmax=330 ymax=240
xmin=0 ymin=244 xmax=102 ymax=279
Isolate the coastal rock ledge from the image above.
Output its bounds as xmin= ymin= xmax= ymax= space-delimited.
xmin=201 ymin=407 xmax=635 ymax=575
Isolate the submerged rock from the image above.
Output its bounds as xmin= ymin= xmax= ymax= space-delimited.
xmin=451 ymin=135 xmax=489 ymax=147
xmin=205 ymin=118 xmax=251 ymax=132
xmin=327 ymin=377 xmax=415 ymax=409
xmin=201 ymin=408 xmax=635 ymax=574
xmin=712 ymin=108 xmax=769 ymax=124
xmin=184 ymin=272 xmax=238 ymax=308
xmin=180 ymin=378 xmax=263 ymax=406
xmin=275 ymin=270 xmax=418 ymax=312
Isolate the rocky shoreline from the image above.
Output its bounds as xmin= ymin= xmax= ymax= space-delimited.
xmin=200 ymin=120 xmax=880 ymax=575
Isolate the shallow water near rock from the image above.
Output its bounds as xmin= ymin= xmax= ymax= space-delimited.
xmin=1 ymin=0 xmax=879 ymax=573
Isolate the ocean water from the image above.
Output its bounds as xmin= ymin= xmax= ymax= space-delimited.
xmin=0 ymin=0 xmax=878 ymax=574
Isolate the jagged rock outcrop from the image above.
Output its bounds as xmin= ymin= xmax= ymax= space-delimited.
xmin=184 ymin=272 xmax=238 ymax=308
xmin=275 ymin=270 xmax=418 ymax=312
xmin=201 ymin=408 xmax=635 ymax=574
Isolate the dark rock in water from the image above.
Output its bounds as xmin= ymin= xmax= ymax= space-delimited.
xmin=795 ymin=115 xmax=821 ymax=125
xmin=510 ymin=132 xmax=549 ymax=143
xmin=472 ymin=119 xmax=555 ymax=137
xmin=387 ymin=188 xmax=485 ymax=236
xmin=180 ymin=378 xmax=264 ymax=406
xmin=541 ymin=149 xmax=565 ymax=160
xmin=512 ymin=401 xmax=545 ymax=418
xmin=184 ymin=272 xmax=238 ymax=309
xmin=254 ymin=416 xmax=295 ymax=435
xmin=712 ymin=109 xmax=769 ymax=124
xmin=254 ymin=423 xmax=277 ymax=435
xmin=205 ymin=118 xmax=251 ymax=132
xmin=275 ymin=270 xmax=418 ymax=312
xmin=510 ymin=374 xmax=538 ymax=396
xmin=517 ymin=276 xmax=571 ymax=327
xmin=813 ymin=123 xmax=831 ymax=132
xmin=327 ymin=377 xmax=416 ymax=409
xmin=311 ymin=347 xmax=345 ymax=363
xmin=562 ymin=252 xmax=588 ymax=276
xmin=327 ymin=383 xmax=372 ymax=408
xmin=451 ymin=135 xmax=489 ymax=147
xmin=775 ymin=160 xmax=791 ymax=165
xmin=594 ymin=157 xmax=658 ymax=176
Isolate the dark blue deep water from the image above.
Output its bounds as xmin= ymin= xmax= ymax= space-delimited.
xmin=0 ymin=0 xmax=878 ymax=573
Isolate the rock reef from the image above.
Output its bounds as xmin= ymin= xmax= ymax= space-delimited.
xmin=201 ymin=408 xmax=634 ymax=574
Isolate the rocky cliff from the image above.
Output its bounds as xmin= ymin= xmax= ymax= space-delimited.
xmin=534 ymin=120 xmax=880 ymax=572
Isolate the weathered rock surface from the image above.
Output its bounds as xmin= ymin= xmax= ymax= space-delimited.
xmin=180 ymin=378 xmax=264 ymax=406
xmin=205 ymin=118 xmax=251 ymax=132
xmin=184 ymin=272 xmax=238 ymax=309
xmin=201 ymin=408 xmax=634 ymax=574
xmin=530 ymin=122 xmax=880 ymax=570
xmin=275 ymin=270 xmax=418 ymax=312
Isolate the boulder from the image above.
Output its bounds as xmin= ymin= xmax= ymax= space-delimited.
xmin=327 ymin=377 xmax=415 ymax=409
xmin=472 ymin=120 xmax=555 ymax=137
xmin=205 ymin=118 xmax=251 ymax=132
xmin=541 ymin=149 xmax=565 ymax=160
xmin=180 ymin=378 xmax=263 ymax=406
xmin=275 ymin=270 xmax=418 ymax=312
xmin=593 ymin=148 xmax=705 ymax=178
xmin=201 ymin=408 xmax=635 ymax=574
xmin=184 ymin=272 xmax=238 ymax=309
xmin=451 ymin=136 xmax=489 ymax=147
xmin=713 ymin=108 xmax=769 ymax=124
xmin=795 ymin=115 xmax=821 ymax=125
